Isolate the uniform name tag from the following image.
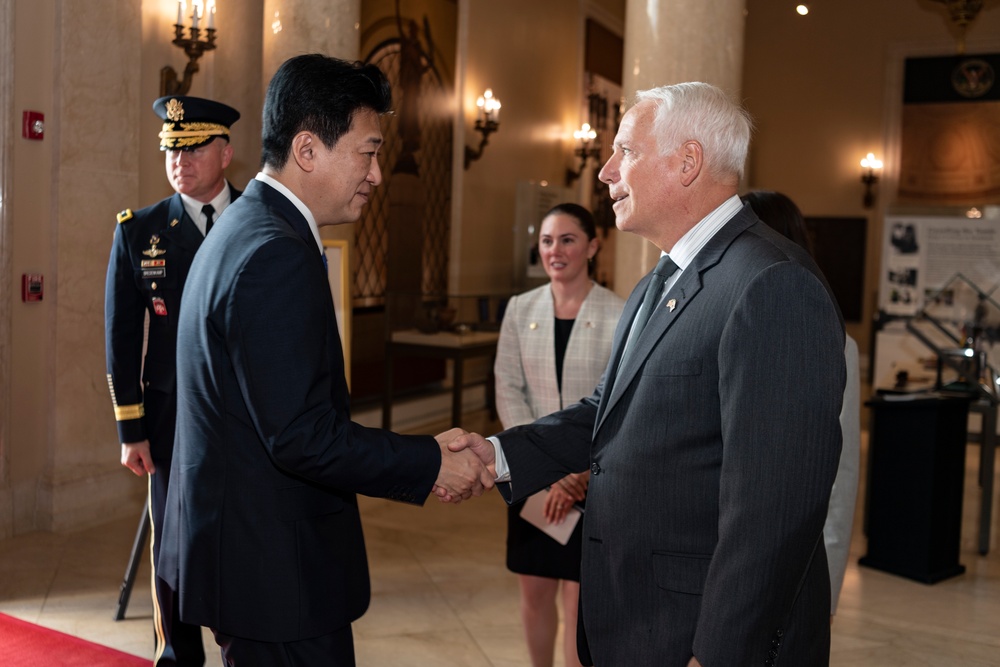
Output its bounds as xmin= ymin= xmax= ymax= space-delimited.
xmin=142 ymin=267 xmax=166 ymax=279
xmin=152 ymin=297 xmax=168 ymax=316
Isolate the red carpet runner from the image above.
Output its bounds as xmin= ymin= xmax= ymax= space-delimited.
xmin=0 ymin=612 xmax=151 ymax=666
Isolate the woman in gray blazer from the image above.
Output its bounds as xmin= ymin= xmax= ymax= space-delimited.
xmin=495 ymin=204 xmax=624 ymax=667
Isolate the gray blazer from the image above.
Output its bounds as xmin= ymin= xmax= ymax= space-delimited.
xmin=824 ymin=335 xmax=861 ymax=614
xmin=494 ymin=283 xmax=624 ymax=428
xmin=496 ymin=203 xmax=846 ymax=666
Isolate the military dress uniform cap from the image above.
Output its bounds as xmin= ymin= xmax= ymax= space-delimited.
xmin=153 ymin=95 xmax=240 ymax=151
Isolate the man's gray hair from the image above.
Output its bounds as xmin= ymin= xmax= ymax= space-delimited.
xmin=635 ymin=82 xmax=753 ymax=180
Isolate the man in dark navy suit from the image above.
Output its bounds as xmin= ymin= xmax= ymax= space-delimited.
xmin=158 ymin=55 xmax=491 ymax=666
xmin=104 ymin=95 xmax=241 ymax=667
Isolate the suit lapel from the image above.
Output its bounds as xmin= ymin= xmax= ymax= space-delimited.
xmin=525 ymin=289 xmax=558 ymax=409
xmin=596 ymin=271 xmax=704 ymax=432
xmin=595 ymin=206 xmax=760 ymax=435
xmin=594 ymin=287 xmax=641 ymax=429
xmin=244 ymin=179 xmax=317 ymax=253
xmin=158 ymin=193 xmax=204 ymax=253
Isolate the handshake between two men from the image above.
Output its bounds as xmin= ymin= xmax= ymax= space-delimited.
xmin=432 ymin=428 xmax=498 ymax=503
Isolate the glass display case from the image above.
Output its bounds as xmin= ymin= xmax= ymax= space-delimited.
xmin=902 ymin=272 xmax=1000 ymax=556
xmin=907 ymin=273 xmax=1000 ymax=403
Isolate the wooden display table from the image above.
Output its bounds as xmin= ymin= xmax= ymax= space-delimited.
xmin=382 ymin=329 xmax=499 ymax=429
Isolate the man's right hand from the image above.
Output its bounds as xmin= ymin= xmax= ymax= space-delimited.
xmin=432 ymin=429 xmax=494 ymax=503
xmin=121 ymin=440 xmax=155 ymax=476
xmin=446 ymin=432 xmax=496 ymax=473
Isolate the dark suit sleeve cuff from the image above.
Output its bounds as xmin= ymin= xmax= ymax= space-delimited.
xmin=116 ymin=418 xmax=146 ymax=445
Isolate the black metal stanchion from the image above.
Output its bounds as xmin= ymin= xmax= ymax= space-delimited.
xmin=114 ymin=498 xmax=150 ymax=620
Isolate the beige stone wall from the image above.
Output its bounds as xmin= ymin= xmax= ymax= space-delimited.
xmin=5 ymin=0 xmax=62 ymax=537
xmin=0 ymin=0 xmax=15 ymax=539
xmin=451 ymin=0 xmax=588 ymax=295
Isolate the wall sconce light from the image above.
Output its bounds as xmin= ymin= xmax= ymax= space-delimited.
xmin=464 ymin=88 xmax=501 ymax=170
xmin=565 ymin=123 xmax=601 ymax=186
xmin=860 ymin=152 xmax=883 ymax=209
xmin=161 ymin=1 xmax=218 ymax=97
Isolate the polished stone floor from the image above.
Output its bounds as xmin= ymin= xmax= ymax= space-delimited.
xmin=1 ymin=407 xmax=998 ymax=666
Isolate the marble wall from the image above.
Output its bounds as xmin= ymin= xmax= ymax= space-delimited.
xmin=4 ymin=0 xmax=62 ymax=538
xmin=49 ymin=0 xmax=146 ymax=531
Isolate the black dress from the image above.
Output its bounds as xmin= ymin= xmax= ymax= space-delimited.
xmin=506 ymin=317 xmax=583 ymax=581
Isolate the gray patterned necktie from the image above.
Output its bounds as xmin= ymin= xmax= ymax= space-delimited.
xmin=632 ymin=254 xmax=678 ymax=336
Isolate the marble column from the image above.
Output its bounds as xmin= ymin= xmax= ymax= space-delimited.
xmin=262 ymin=0 xmax=360 ymax=87
xmin=210 ymin=0 xmax=265 ymax=190
xmin=613 ymin=0 xmax=747 ymax=295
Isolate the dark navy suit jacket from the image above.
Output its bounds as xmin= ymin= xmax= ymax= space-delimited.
xmin=104 ymin=184 xmax=241 ymax=461
xmin=159 ymin=179 xmax=441 ymax=641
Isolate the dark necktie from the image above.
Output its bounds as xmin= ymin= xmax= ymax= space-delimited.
xmin=631 ymin=254 xmax=678 ymax=336
xmin=202 ymin=204 xmax=216 ymax=234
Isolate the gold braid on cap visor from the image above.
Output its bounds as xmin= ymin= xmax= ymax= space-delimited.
xmin=159 ymin=121 xmax=230 ymax=149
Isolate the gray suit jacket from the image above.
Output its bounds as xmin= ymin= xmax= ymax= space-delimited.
xmin=497 ymin=203 xmax=846 ymax=666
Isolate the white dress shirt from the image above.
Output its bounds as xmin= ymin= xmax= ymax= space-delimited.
xmin=179 ymin=182 xmax=233 ymax=236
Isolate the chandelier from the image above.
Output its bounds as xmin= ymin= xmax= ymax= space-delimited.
xmin=926 ymin=0 xmax=985 ymax=53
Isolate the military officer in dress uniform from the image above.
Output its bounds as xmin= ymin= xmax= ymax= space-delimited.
xmin=104 ymin=96 xmax=241 ymax=667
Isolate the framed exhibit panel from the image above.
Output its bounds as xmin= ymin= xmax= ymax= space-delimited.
xmin=323 ymin=239 xmax=351 ymax=386
xmin=879 ymin=214 xmax=1000 ymax=319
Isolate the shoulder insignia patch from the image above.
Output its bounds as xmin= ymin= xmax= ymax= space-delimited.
xmin=116 ymin=209 xmax=134 ymax=224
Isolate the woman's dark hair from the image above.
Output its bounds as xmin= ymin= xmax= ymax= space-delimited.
xmin=544 ymin=202 xmax=598 ymax=241
xmin=261 ymin=54 xmax=392 ymax=170
xmin=741 ymin=190 xmax=813 ymax=256
xmin=543 ymin=202 xmax=599 ymax=275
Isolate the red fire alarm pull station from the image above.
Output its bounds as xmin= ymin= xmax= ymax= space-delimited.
xmin=22 ymin=111 xmax=44 ymax=140
xmin=22 ymin=274 xmax=43 ymax=302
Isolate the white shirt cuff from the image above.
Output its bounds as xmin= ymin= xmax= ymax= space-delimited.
xmin=487 ymin=436 xmax=511 ymax=482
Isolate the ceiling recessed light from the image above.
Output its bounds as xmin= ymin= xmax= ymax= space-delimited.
xmin=796 ymin=4 xmax=809 ymax=15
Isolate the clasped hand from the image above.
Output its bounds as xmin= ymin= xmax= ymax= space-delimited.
xmin=543 ymin=471 xmax=588 ymax=524
xmin=432 ymin=429 xmax=496 ymax=503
